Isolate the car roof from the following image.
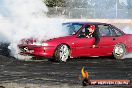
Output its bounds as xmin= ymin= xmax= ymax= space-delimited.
xmin=63 ymin=22 xmax=110 ymax=25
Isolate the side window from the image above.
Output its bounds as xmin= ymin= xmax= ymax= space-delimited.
xmin=108 ymin=26 xmax=117 ymax=36
xmin=109 ymin=25 xmax=123 ymax=36
xmin=98 ymin=25 xmax=116 ymax=37
xmin=78 ymin=24 xmax=92 ymax=38
xmin=98 ymin=25 xmax=110 ymax=36
xmin=114 ymin=29 xmax=123 ymax=36
xmin=78 ymin=27 xmax=87 ymax=38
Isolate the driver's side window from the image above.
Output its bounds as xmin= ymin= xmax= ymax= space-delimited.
xmin=78 ymin=26 xmax=89 ymax=38
xmin=78 ymin=28 xmax=86 ymax=38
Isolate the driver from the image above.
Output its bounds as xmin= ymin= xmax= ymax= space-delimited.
xmin=85 ymin=24 xmax=100 ymax=48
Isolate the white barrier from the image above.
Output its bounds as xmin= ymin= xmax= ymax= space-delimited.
xmin=64 ymin=19 xmax=132 ymax=24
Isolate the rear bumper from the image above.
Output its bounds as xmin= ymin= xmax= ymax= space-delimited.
xmin=18 ymin=44 xmax=56 ymax=58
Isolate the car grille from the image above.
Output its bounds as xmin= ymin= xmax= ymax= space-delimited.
xmin=19 ymin=47 xmax=34 ymax=53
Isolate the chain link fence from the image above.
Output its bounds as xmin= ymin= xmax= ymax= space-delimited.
xmin=47 ymin=7 xmax=132 ymax=19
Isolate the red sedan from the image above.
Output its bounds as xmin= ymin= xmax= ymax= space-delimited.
xmin=18 ymin=22 xmax=132 ymax=62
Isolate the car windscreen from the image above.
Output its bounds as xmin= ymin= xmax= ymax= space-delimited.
xmin=62 ymin=23 xmax=83 ymax=35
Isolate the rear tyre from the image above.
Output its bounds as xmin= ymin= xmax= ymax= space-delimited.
xmin=113 ymin=44 xmax=126 ymax=59
xmin=54 ymin=44 xmax=70 ymax=62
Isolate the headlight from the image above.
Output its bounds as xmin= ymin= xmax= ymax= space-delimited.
xmin=32 ymin=42 xmax=42 ymax=46
xmin=42 ymin=43 xmax=48 ymax=46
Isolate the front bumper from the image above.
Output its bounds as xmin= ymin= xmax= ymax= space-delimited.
xmin=18 ymin=44 xmax=55 ymax=58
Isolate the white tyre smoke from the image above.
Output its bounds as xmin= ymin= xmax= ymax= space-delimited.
xmin=0 ymin=0 xmax=67 ymax=60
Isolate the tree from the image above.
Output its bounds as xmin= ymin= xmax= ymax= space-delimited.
xmin=43 ymin=0 xmax=65 ymax=7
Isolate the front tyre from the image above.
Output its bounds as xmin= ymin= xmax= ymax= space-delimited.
xmin=54 ymin=44 xmax=70 ymax=62
xmin=113 ymin=44 xmax=126 ymax=59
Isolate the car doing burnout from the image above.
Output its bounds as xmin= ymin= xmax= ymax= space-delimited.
xmin=18 ymin=22 xmax=132 ymax=62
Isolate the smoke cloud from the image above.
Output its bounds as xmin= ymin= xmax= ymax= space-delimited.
xmin=0 ymin=0 xmax=132 ymax=60
xmin=122 ymin=26 xmax=132 ymax=34
xmin=0 ymin=0 xmax=67 ymax=58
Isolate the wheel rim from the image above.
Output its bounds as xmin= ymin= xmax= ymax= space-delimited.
xmin=59 ymin=45 xmax=69 ymax=62
xmin=114 ymin=45 xmax=124 ymax=56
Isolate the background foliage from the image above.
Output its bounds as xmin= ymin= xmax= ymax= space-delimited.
xmin=44 ymin=0 xmax=65 ymax=7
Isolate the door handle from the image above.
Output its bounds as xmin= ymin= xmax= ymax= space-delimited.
xmin=113 ymin=38 xmax=116 ymax=40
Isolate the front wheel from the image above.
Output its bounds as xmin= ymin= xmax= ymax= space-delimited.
xmin=54 ymin=44 xmax=70 ymax=62
xmin=113 ymin=44 xmax=126 ymax=59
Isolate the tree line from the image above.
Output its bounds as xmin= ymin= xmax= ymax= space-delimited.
xmin=43 ymin=0 xmax=65 ymax=7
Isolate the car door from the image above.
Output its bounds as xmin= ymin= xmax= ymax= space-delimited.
xmin=74 ymin=25 xmax=100 ymax=56
xmin=96 ymin=24 xmax=119 ymax=55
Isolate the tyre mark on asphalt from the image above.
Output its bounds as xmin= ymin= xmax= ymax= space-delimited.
xmin=0 ymin=56 xmax=132 ymax=87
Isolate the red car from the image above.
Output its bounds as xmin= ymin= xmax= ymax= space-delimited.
xmin=18 ymin=22 xmax=132 ymax=62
